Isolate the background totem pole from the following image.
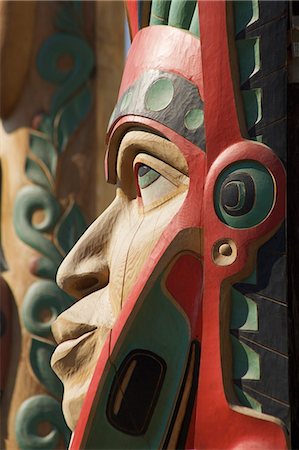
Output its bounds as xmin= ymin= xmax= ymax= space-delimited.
xmin=0 ymin=2 xmax=123 ymax=449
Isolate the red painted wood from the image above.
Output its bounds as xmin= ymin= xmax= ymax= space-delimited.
xmin=125 ymin=1 xmax=138 ymax=40
xmin=195 ymin=141 xmax=287 ymax=450
xmin=118 ymin=26 xmax=203 ymax=100
xmin=72 ymin=3 xmax=288 ymax=447
xmin=72 ymin=121 xmax=205 ymax=449
xmin=165 ymin=254 xmax=203 ymax=335
xmin=193 ymin=1 xmax=288 ymax=448
xmin=198 ymin=0 xmax=241 ymax=168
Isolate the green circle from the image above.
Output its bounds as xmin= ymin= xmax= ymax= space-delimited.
xmin=145 ymin=78 xmax=174 ymax=112
xmin=214 ymin=161 xmax=275 ymax=229
xmin=120 ymin=90 xmax=133 ymax=111
xmin=184 ymin=108 xmax=204 ymax=130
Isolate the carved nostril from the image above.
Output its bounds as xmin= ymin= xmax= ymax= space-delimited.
xmin=59 ymin=267 xmax=110 ymax=300
xmin=74 ymin=276 xmax=100 ymax=293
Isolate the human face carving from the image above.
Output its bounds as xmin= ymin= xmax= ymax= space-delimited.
xmin=51 ymin=131 xmax=190 ymax=430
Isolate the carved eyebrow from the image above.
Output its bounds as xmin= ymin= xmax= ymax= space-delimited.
xmin=114 ymin=130 xmax=188 ymax=200
xmin=117 ymin=130 xmax=188 ymax=182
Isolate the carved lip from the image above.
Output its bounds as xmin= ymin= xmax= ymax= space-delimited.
xmin=51 ymin=329 xmax=96 ymax=367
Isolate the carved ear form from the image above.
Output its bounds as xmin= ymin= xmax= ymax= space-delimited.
xmin=196 ymin=2 xmax=288 ymax=449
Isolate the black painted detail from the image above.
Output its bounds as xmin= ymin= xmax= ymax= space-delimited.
xmin=162 ymin=341 xmax=200 ymax=450
xmin=107 ymin=69 xmax=206 ymax=150
xmin=220 ymin=172 xmax=255 ymax=216
xmin=0 ymin=311 xmax=6 ymax=337
xmin=138 ymin=165 xmax=152 ymax=177
xmin=106 ymin=349 xmax=166 ymax=435
xmin=233 ymin=225 xmax=289 ymax=430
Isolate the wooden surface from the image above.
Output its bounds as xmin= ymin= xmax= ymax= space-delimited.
xmin=0 ymin=2 xmax=122 ymax=449
xmin=63 ymin=1 xmax=290 ymax=447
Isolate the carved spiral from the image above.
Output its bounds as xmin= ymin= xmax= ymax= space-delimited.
xmin=36 ymin=33 xmax=94 ymax=118
xmin=15 ymin=395 xmax=71 ymax=450
xmin=13 ymin=185 xmax=63 ymax=276
xmin=22 ymin=280 xmax=73 ymax=337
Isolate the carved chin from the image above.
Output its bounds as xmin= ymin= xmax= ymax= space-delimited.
xmin=62 ymin=377 xmax=92 ymax=430
xmin=53 ymin=329 xmax=110 ymax=431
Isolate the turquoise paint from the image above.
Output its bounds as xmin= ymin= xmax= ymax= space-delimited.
xmin=230 ymin=287 xmax=258 ymax=331
xmin=236 ymin=38 xmax=260 ymax=85
xmin=15 ymin=395 xmax=71 ymax=450
xmin=168 ymin=0 xmax=197 ymax=31
xmin=189 ymin=3 xmax=200 ymax=37
xmin=150 ymin=0 xmax=171 ymax=26
xmin=37 ymin=33 xmax=94 ymax=121
xmin=184 ymin=108 xmax=204 ymax=130
xmin=14 ymin=1 xmax=94 ymax=446
xmin=242 ymin=88 xmax=262 ymax=130
xmin=22 ymin=280 xmax=73 ymax=337
xmin=231 ymin=336 xmax=260 ymax=380
xmin=234 ymin=385 xmax=262 ymax=412
xmin=138 ymin=166 xmax=160 ymax=189
xmin=30 ymin=339 xmax=63 ymax=398
xmin=234 ymin=0 xmax=259 ymax=36
xmin=214 ymin=161 xmax=275 ymax=229
xmin=85 ymin=273 xmax=190 ymax=449
xmin=14 ymin=185 xmax=63 ymax=267
xmin=145 ymin=78 xmax=174 ymax=112
xmin=25 ymin=158 xmax=53 ymax=191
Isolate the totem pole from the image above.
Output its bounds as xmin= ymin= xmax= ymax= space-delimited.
xmin=0 ymin=2 xmax=123 ymax=449
xmin=47 ymin=0 xmax=296 ymax=449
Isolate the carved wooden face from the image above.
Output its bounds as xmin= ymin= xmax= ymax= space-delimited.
xmin=51 ymin=129 xmax=204 ymax=431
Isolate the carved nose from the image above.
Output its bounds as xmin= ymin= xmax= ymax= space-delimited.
xmin=56 ymin=196 xmax=122 ymax=300
xmin=58 ymin=265 xmax=109 ymax=300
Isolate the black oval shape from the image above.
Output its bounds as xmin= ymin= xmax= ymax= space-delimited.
xmin=220 ymin=172 xmax=255 ymax=217
xmin=106 ymin=349 xmax=166 ymax=436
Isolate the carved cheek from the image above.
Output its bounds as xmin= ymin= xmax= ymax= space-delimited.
xmin=108 ymin=191 xmax=188 ymax=315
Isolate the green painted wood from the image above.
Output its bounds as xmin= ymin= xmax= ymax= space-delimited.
xmin=231 ymin=335 xmax=260 ymax=380
xmin=168 ymin=0 xmax=197 ymax=31
xmin=85 ymin=272 xmax=190 ymax=450
xmin=14 ymin=185 xmax=63 ymax=269
xmin=13 ymin=1 xmax=95 ymax=448
xmin=189 ymin=3 xmax=200 ymax=37
xmin=145 ymin=78 xmax=174 ymax=111
xmin=241 ymin=88 xmax=262 ymax=131
xmin=30 ymin=339 xmax=63 ymax=398
xmin=230 ymin=288 xmax=258 ymax=331
xmin=234 ymin=385 xmax=262 ymax=412
xmin=22 ymin=280 xmax=73 ymax=337
xmin=214 ymin=161 xmax=275 ymax=229
xmin=236 ymin=38 xmax=260 ymax=86
xmin=15 ymin=395 xmax=71 ymax=450
xmin=234 ymin=0 xmax=259 ymax=36
xmin=149 ymin=0 xmax=171 ymax=26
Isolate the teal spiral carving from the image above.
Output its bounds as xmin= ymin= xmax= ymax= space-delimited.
xmin=14 ymin=185 xmax=63 ymax=279
xmin=13 ymin=1 xmax=93 ymax=448
xmin=22 ymin=280 xmax=73 ymax=338
xmin=15 ymin=395 xmax=71 ymax=450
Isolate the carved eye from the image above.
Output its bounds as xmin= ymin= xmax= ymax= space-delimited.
xmin=214 ymin=161 xmax=275 ymax=228
xmin=136 ymin=163 xmax=185 ymax=209
xmin=137 ymin=165 xmax=161 ymax=189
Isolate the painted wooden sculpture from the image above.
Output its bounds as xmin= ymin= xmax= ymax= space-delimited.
xmin=50 ymin=1 xmax=291 ymax=449
xmin=0 ymin=2 xmax=122 ymax=449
